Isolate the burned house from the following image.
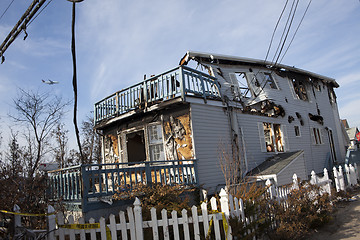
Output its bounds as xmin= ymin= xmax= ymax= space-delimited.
xmin=94 ymin=51 xmax=348 ymax=189
xmin=48 ymin=51 xmax=348 ymax=218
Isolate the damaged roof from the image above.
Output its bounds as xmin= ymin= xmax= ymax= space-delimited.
xmin=180 ymin=51 xmax=339 ymax=88
xmin=247 ymin=150 xmax=304 ymax=176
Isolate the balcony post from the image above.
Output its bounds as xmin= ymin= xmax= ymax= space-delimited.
xmin=116 ymin=92 xmax=119 ymax=116
xmin=143 ymin=81 xmax=148 ymax=108
xmin=199 ymin=74 xmax=207 ymax=103
xmin=193 ymin=159 xmax=199 ymax=185
xmin=81 ymin=165 xmax=89 ymax=213
xmin=145 ymin=161 xmax=152 ymax=185
xmin=179 ymin=66 xmax=186 ymax=101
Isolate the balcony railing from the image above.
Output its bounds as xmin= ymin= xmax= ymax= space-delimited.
xmin=47 ymin=160 xmax=198 ymax=211
xmin=94 ymin=66 xmax=221 ymax=124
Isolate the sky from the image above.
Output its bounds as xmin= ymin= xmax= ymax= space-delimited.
xmin=0 ymin=0 xmax=359 ymax=148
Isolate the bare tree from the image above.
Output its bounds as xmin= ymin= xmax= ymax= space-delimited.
xmin=10 ymin=88 xmax=68 ymax=178
xmin=51 ymin=123 xmax=69 ymax=168
xmin=81 ymin=114 xmax=101 ymax=164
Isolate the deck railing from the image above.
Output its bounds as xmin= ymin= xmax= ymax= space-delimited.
xmin=48 ymin=160 xmax=198 ymax=210
xmin=94 ymin=66 xmax=221 ymax=124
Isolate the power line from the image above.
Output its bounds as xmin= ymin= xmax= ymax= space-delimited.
xmin=272 ymin=0 xmax=299 ymax=67
xmin=28 ymin=0 xmax=54 ymax=27
xmin=0 ymin=0 xmax=15 ymax=22
xmin=0 ymin=0 xmax=47 ymax=63
xmin=264 ymin=0 xmax=289 ymax=63
xmin=279 ymin=0 xmax=312 ymax=64
xmin=271 ymin=0 xmax=298 ymax=64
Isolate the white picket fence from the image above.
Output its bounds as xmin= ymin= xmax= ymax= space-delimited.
xmin=11 ymin=163 xmax=360 ymax=240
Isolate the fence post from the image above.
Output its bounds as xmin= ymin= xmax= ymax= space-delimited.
xmin=266 ymin=179 xmax=275 ymax=199
xmin=13 ymin=204 xmax=21 ymax=237
xmin=292 ymin=173 xmax=299 ymax=190
xmin=355 ymin=163 xmax=360 ymax=182
xmin=345 ymin=164 xmax=351 ymax=187
xmin=219 ymin=188 xmax=232 ymax=240
xmin=339 ymin=166 xmax=346 ymax=191
xmin=349 ymin=164 xmax=357 ymax=186
xmin=323 ymin=168 xmax=331 ymax=196
xmin=134 ymin=197 xmax=144 ymax=240
xmin=48 ymin=205 xmax=56 ymax=240
xmin=333 ymin=166 xmax=340 ymax=192
xmin=310 ymin=171 xmax=318 ymax=185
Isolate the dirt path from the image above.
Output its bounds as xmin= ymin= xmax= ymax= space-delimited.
xmin=307 ymin=192 xmax=360 ymax=240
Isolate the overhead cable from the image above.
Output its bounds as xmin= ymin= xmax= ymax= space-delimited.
xmin=279 ymin=0 xmax=312 ymax=64
xmin=0 ymin=0 xmax=16 ymax=22
xmin=0 ymin=0 xmax=47 ymax=63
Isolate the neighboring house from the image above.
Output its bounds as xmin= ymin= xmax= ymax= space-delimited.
xmin=48 ymin=51 xmax=348 ymax=220
xmin=342 ymin=119 xmax=359 ymax=150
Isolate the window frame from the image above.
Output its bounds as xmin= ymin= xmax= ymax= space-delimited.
xmin=263 ymin=72 xmax=279 ymax=90
xmin=259 ymin=122 xmax=288 ymax=153
xmin=294 ymin=125 xmax=301 ymax=137
xmin=311 ymin=127 xmax=323 ymax=145
xmin=147 ymin=123 xmax=165 ymax=162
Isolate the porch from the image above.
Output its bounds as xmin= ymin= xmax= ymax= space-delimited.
xmin=47 ymin=160 xmax=198 ymax=213
xmin=94 ymin=65 xmax=221 ymax=125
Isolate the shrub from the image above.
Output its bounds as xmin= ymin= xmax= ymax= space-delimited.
xmin=113 ymin=183 xmax=196 ymax=219
xmin=269 ymin=183 xmax=333 ymax=239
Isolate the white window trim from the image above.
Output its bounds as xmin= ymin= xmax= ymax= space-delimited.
xmin=263 ymin=72 xmax=279 ymax=90
xmin=311 ymin=127 xmax=323 ymax=145
xmin=147 ymin=122 xmax=165 ymax=162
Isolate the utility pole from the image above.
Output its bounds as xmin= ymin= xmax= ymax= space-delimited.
xmin=68 ymin=0 xmax=85 ymax=162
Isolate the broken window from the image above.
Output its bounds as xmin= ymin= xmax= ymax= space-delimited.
xmin=126 ymin=130 xmax=146 ymax=163
xmin=290 ymin=78 xmax=308 ymax=101
xmin=311 ymin=127 xmax=323 ymax=145
xmin=328 ymin=87 xmax=337 ymax=105
xmin=228 ymin=72 xmax=252 ymax=98
xmin=263 ymin=72 xmax=278 ymax=89
xmin=294 ymin=125 xmax=301 ymax=137
xmin=228 ymin=71 xmax=263 ymax=98
xmin=148 ymin=124 xmax=165 ymax=161
xmin=259 ymin=122 xmax=287 ymax=153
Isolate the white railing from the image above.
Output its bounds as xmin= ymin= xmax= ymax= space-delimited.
xmin=94 ymin=66 xmax=221 ymax=124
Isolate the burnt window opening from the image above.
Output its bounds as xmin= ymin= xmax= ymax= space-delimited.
xmin=291 ymin=78 xmax=308 ymax=101
xmin=264 ymin=73 xmax=278 ymax=89
xmin=262 ymin=123 xmax=285 ymax=152
xmin=126 ymin=130 xmax=146 ymax=163
xmin=328 ymin=87 xmax=337 ymax=105
xmin=294 ymin=125 xmax=301 ymax=137
xmin=311 ymin=78 xmax=321 ymax=92
xmin=229 ymin=72 xmax=253 ymax=98
xmin=148 ymin=124 xmax=165 ymax=161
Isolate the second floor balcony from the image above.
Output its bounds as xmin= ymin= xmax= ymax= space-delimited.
xmin=94 ymin=66 xmax=221 ymax=125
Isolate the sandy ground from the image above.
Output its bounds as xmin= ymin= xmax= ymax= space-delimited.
xmin=307 ymin=190 xmax=360 ymax=240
